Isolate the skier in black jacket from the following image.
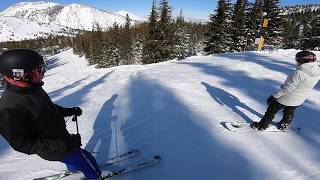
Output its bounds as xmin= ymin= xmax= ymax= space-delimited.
xmin=0 ymin=49 xmax=102 ymax=179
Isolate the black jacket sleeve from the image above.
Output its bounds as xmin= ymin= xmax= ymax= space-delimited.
xmin=0 ymin=108 xmax=70 ymax=155
xmin=55 ymin=104 xmax=75 ymax=117
xmin=9 ymin=136 xmax=68 ymax=155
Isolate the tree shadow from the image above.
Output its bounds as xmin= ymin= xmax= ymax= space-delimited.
xmin=46 ymin=56 xmax=67 ymax=71
xmin=215 ymin=52 xmax=296 ymax=75
xmin=118 ymin=74 xmax=265 ymax=180
xmin=202 ymin=82 xmax=262 ymax=123
xmin=54 ymin=71 xmax=114 ymax=107
xmin=48 ymin=76 xmax=91 ymax=99
xmin=181 ymin=62 xmax=279 ymax=104
xmin=293 ymin=101 xmax=320 ymax=151
xmin=85 ymin=94 xmax=118 ymax=166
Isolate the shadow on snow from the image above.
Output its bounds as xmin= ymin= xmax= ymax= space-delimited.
xmin=118 ymin=74 xmax=264 ymax=180
xmin=54 ymin=71 xmax=113 ymax=107
xmin=202 ymin=82 xmax=262 ymax=123
xmin=46 ymin=56 xmax=67 ymax=71
xmin=48 ymin=76 xmax=91 ymax=100
xmin=215 ymin=52 xmax=296 ymax=75
xmin=85 ymin=94 xmax=118 ymax=168
xmin=181 ymin=62 xmax=278 ymax=105
xmin=182 ymin=54 xmax=320 ymax=175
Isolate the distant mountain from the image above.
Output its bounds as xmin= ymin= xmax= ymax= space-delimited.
xmin=0 ymin=1 xmax=144 ymax=42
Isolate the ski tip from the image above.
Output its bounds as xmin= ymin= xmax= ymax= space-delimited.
xmin=129 ymin=149 xmax=139 ymax=154
xmin=154 ymin=155 xmax=161 ymax=160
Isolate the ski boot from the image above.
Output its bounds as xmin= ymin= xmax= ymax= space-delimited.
xmin=250 ymin=122 xmax=265 ymax=130
xmin=276 ymin=123 xmax=289 ymax=131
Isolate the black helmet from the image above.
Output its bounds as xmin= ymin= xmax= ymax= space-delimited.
xmin=0 ymin=49 xmax=45 ymax=86
xmin=295 ymin=51 xmax=317 ymax=64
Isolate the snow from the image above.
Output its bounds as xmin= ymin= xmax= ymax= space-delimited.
xmin=1 ymin=49 xmax=320 ymax=180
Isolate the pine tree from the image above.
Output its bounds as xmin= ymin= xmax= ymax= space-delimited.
xmin=158 ymin=0 xmax=176 ymax=60
xmin=311 ymin=15 xmax=320 ymax=49
xmin=133 ymin=33 xmax=144 ymax=64
xmin=204 ymin=0 xmax=233 ymax=54
xmin=246 ymin=0 xmax=263 ymax=49
xmin=142 ymin=0 xmax=162 ymax=64
xmin=302 ymin=14 xmax=320 ymax=50
xmin=90 ymin=23 xmax=105 ymax=67
xmin=263 ymin=0 xmax=284 ymax=48
xmin=122 ymin=14 xmax=134 ymax=65
xmin=230 ymin=0 xmax=248 ymax=52
xmin=175 ymin=10 xmax=193 ymax=60
xmin=282 ymin=17 xmax=300 ymax=49
xmin=102 ymin=40 xmax=119 ymax=67
xmin=109 ymin=23 xmax=121 ymax=66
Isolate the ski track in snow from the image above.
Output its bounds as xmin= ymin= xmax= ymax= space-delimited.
xmin=0 ymin=49 xmax=320 ymax=180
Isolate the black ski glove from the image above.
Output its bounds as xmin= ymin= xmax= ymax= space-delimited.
xmin=72 ymin=107 xmax=82 ymax=116
xmin=68 ymin=134 xmax=82 ymax=149
xmin=267 ymin=95 xmax=276 ymax=105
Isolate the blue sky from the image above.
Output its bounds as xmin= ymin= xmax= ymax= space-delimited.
xmin=1 ymin=0 xmax=319 ymax=20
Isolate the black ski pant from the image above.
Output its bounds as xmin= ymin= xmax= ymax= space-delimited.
xmin=259 ymin=100 xmax=297 ymax=129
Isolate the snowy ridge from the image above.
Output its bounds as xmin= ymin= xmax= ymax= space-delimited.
xmin=52 ymin=3 xmax=129 ymax=30
xmin=1 ymin=49 xmax=320 ymax=180
xmin=0 ymin=1 xmax=144 ymax=42
xmin=117 ymin=10 xmax=147 ymax=22
xmin=282 ymin=4 xmax=320 ymax=15
xmin=0 ymin=1 xmax=60 ymax=18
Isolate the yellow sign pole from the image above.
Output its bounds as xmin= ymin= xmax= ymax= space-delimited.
xmin=257 ymin=18 xmax=269 ymax=51
xmin=257 ymin=36 xmax=265 ymax=51
xmin=263 ymin=19 xmax=269 ymax=28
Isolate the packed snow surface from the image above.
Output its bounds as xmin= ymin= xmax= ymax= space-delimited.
xmin=0 ymin=49 xmax=320 ymax=180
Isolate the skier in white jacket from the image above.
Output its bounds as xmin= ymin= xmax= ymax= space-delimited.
xmin=251 ymin=50 xmax=319 ymax=130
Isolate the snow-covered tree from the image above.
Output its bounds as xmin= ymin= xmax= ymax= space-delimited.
xmin=230 ymin=0 xmax=248 ymax=52
xmin=158 ymin=0 xmax=176 ymax=61
xmin=246 ymin=0 xmax=263 ymax=49
xmin=204 ymin=0 xmax=233 ymax=54
xmin=101 ymin=40 xmax=119 ymax=68
xmin=263 ymin=0 xmax=285 ymax=48
xmin=175 ymin=11 xmax=194 ymax=60
xmin=301 ymin=14 xmax=320 ymax=50
xmin=122 ymin=14 xmax=134 ymax=65
xmin=142 ymin=0 xmax=162 ymax=64
xmin=133 ymin=33 xmax=144 ymax=64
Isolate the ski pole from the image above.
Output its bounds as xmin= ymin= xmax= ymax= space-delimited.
xmin=72 ymin=115 xmax=79 ymax=134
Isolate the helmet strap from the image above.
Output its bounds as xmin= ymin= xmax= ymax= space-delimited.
xmin=4 ymin=76 xmax=30 ymax=88
xmin=31 ymin=67 xmax=44 ymax=85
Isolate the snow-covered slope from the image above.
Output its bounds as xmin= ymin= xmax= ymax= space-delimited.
xmin=0 ymin=1 xmax=60 ymax=19
xmin=1 ymin=49 xmax=320 ymax=180
xmin=0 ymin=1 xmax=144 ymax=42
xmin=0 ymin=16 xmax=74 ymax=42
xmin=52 ymin=4 xmax=126 ymax=30
xmin=117 ymin=10 xmax=147 ymax=22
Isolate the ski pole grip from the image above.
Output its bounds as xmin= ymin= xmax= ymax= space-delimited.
xmin=72 ymin=115 xmax=80 ymax=134
xmin=72 ymin=115 xmax=77 ymax=122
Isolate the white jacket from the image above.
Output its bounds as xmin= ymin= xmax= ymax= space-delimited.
xmin=273 ymin=61 xmax=320 ymax=106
